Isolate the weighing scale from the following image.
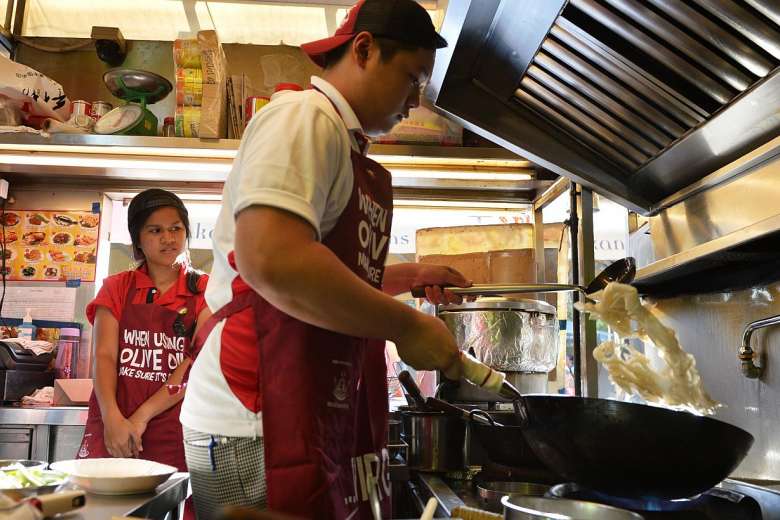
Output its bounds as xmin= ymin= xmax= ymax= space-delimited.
xmin=95 ymin=69 xmax=172 ymax=136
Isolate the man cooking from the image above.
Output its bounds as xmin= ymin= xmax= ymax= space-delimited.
xmin=180 ymin=1 xmax=466 ymax=517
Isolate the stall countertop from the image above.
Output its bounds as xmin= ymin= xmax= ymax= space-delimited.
xmin=0 ymin=405 xmax=88 ymax=426
xmin=66 ymin=473 xmax=189 ymax=520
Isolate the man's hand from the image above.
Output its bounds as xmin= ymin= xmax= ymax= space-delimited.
xmin=383 ymin=263 xmax=471 ymax=304
xmin=393 ymin=312 xmax=462 ymax=380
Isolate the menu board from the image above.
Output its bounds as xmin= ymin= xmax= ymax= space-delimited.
xmin=0 ymin=210 xmax=100 ymax=282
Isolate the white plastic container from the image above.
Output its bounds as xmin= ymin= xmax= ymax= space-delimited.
xmin=18 ymin=308 xmax=36 ymax=340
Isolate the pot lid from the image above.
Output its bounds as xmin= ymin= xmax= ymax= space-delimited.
xmin=439 ymin=297 xmax=555 ymax=315
xmin=94 ymin=105 xmax=144 ymax=135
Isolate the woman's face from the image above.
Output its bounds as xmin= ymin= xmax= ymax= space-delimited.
xmin=138 ymin=207 xmax=187 ymax=267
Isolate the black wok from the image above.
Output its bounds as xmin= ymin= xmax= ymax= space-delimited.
xmin=472 ymin=394 xmax=754 ymax=500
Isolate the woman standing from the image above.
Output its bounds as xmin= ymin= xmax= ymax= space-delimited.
xmin=78 ymin=189 xmax=210 ymax=472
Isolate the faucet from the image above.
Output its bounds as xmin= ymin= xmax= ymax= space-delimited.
xmin=739 ymin=314 xmax=780 ymax=378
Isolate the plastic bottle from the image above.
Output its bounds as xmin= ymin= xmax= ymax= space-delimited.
xmin=18 ymin=308 xmax=36 ymax=340
xmin=55 ymin=327 xmax=80 ymax=379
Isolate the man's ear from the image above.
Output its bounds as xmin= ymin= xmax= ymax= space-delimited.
xmin=352 ymin=31 xmax=374 ymax=68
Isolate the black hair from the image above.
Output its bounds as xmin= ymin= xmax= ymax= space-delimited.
xmin=323 ymin=36 xmax=426 ymax=69
xmin=128 ymin=204 xmax=191 ymax=263
xmin=127 ymin=190 xmax=204 ymax=294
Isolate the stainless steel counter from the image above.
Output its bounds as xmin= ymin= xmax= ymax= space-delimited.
xmin=0 ymin=406 xmax=88 ymax=462
xmin=0 ymin=406 xmax=88 ymax=426
xmin=64 ymin=473 xmax=189 ymax=520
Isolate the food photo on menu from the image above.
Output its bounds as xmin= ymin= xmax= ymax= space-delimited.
xmin=0 ymin=209 xmax=100 ymax=281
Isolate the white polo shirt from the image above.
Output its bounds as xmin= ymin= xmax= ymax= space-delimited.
xmin=180 ymin=76 xmax=367 ymax=437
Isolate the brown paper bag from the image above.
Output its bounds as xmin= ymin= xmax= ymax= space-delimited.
xmin=197 ymin=30 xmax=227 ymax=138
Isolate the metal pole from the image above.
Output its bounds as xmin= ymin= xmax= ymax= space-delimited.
xmin=534 ymin=208 xmax=545 ymax=284
xmin=10 ymin=0 xmax=24 ymax=61
xmin=579 ymin=188 xmax=598 ymax=397
xmin=569 ymin=184 xmax=582 ymax=396
xmin=4 ymin=0 xmax=13 ymax=36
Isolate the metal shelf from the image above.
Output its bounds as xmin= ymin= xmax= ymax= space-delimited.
xmin=0 ymin=133 xmax=546 ymax=201
xmin=0 ymin=133 xmax=528 ymax=163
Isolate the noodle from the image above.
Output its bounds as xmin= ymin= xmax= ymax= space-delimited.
xmin=577 ymin=283 xmax=720 ymax=415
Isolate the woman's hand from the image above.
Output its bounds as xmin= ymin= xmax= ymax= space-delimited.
xmin=128 ymin=413 xmax=149 ymax=454
xmin=104 ymin=411 xmax=142 ymax=458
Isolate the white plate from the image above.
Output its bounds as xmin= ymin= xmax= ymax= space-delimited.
xmin=50 ymin=458 xmax=176 ymax=495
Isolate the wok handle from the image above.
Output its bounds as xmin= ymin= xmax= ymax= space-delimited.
xmin=468 ymin=409 xmax=496 ymax=426
xmin=424 ymin=397 xmax=495 ymax=426
xmin=398 ymin=370 xmax=427 ymax=410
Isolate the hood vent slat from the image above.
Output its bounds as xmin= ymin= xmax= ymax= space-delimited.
xmin=602 ymin=0 xmax=753 ymax=92
xmin=693 ymin=0 xmax=780 ymax=60
xmin=537 ymin=40 xmax=679 ymax=146
xmin=568 ymin=0 xmax=735 ymax=104
xmin=526 ymin=62 xmax=661 ymax=157
xmin=647 ymin=0 xmax=774 ymax=77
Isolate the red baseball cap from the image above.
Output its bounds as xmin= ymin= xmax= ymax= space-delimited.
xmin=301 ymin=0 xmax=447 ymax=68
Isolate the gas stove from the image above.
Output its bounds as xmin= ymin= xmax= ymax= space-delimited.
xmin=410 ymin=472 xmax=780 ymax=519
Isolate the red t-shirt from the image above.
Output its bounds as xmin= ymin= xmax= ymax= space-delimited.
xmin=87 ymin=265 xmax=209 ymax=324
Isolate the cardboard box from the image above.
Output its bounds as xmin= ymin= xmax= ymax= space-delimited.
xmin=53 ymin=379 xmax=92 ymax=406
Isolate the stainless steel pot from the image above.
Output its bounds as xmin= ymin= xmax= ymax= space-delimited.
xmin=477 ymin=482 xmax=550 ymax=513
xmin=388 ymin=419 xmax=402 ymax=444
xmin=439 ymin=298 xmax=558 ymax=373
xmin=400 ymin=409 xmax=466 ymax=472
xmin=502 ymin=496 xmax=645 ymax=520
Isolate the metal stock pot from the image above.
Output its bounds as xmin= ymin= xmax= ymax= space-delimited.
xmin=438 ymin=298 xmax=558 ymax=373
xmin=400 ymin=408 xmax=466 ymax=472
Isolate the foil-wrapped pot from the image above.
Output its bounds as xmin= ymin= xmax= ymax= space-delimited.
xmin=439 ymin=297 xmax=558 ymax=373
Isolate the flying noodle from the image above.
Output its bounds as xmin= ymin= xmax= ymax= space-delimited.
xmin=577 ymin=282 xmax=720 ymax=415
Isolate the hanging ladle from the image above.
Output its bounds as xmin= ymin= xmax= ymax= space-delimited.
xmin=410 ymin=257 xmax=636 ymax=300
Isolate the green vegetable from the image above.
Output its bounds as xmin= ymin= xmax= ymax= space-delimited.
xmin=0 ymin=464 xmax=65 ymax=489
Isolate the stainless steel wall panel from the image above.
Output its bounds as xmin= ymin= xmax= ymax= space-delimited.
xmin=552 ymin=19 xmax=706 ymax=128
xmin=569 ymin=0 xmax=735 ymax=104
xmin=526 ymin=63 xmax=660 ymax=156
xmin=630 ymin=291 xmax=780 ymax=480
xmin=646 ymin=0 xmax=774 ymax=77
xmin=693 ymin=0 xmax=780 ymax=59
xmin=603 ymin=0 xmax=753 ymax=91
xmin=641 ymin=137 xmax=780 ymax=263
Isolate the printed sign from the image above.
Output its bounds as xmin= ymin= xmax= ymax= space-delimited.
xmin=0 ymin=210 xmax=100 ymax=282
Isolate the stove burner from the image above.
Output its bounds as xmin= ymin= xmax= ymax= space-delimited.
xmin=547 ymin=483 xmax=703 ymax=512
xmin=547 ymin=483 xmax=763 ymax=520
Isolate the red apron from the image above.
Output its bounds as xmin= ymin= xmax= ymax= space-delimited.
xmin=192 ymin=96 xmax=393 ymax=519
xmin=79 ymin=276 xmax=197 ymax=471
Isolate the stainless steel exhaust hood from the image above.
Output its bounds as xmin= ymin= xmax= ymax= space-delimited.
xmin=428 ymin=0 xmax=780 ymax=215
